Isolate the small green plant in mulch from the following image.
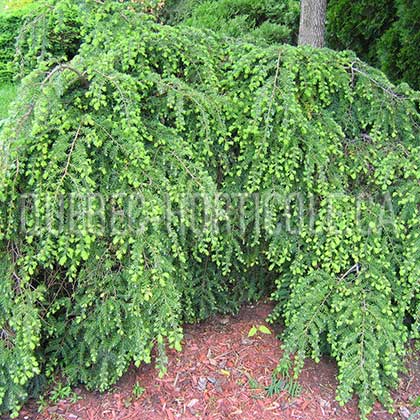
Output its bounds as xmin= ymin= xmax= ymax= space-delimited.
xmin=132 ymin=382 xmax=145 ymax=399
xmin=247 ymin=375 xmax=262 ymax=391
xmin=123 ymin=381 xmax=145 ymax=408
xmin=248 ymin=325 xmax=272 ymax=338
xmin=49 ymin=382 xmax=79 ymax=404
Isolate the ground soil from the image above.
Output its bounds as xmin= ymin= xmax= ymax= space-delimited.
xmin=15 ymin=302 xmax=420 ymax=420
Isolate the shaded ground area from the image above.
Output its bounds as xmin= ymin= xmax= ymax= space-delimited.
xmin=17 ymin=303 xmax=420 ymax=420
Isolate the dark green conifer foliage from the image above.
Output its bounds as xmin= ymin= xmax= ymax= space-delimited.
xmin=0 ymin=1 xmax=418 ymax=418
xmin=376 ymin=0 xmax=420 ymax=90
xmin=327 ymin=0 xmax=397 ymax=66
xmin=0 ymin=7 xmax=30 ymax=82
xmin=327 ymin=0 xmax=420 ymax=90
xmin=0 ymin=0 xmax=81 ymax=84
xmin=162 ymin=0 xmax=300 ymax=45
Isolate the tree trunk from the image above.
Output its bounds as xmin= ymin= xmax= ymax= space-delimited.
xmin=298 ymin=0 xmax=327 ymax=48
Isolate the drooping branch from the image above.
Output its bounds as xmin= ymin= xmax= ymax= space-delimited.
xmin=41 ymin=64 xmax=89 ymax=89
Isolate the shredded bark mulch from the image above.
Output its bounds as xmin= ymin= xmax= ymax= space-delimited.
xmin=16 ymin=303 xmax=420 ymax=420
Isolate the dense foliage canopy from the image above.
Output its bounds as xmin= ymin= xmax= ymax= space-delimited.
xmin=0 ymin=1 xmax=419 ymax=418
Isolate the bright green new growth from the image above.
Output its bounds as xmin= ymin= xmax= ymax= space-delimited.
xmin=0 ymin=1 xmax=419 ymax=418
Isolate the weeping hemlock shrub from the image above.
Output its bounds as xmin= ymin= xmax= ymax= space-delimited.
xmin=0 ymin=13 xmax=21 ymax=82
xmin=0 ymin=1 xmax=419 ymax=418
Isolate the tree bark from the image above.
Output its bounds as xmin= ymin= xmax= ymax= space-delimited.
xmin=298 ymin=0 xmax=327 ymax=48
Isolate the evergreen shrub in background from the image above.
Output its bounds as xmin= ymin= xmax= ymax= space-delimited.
xmin=327 ymin=0 xmax=420 ymax=90
xmin=162 ymin=0 xmax=300 ymax=45
xmin=375 ymin=0 xmax=420 ymax=90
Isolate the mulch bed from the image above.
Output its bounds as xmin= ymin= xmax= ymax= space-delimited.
xmin=15 ymin=302 xmax=420 ymax=420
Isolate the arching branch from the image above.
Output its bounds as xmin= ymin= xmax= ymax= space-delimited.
xmin=41 ymin=64 xmax=89 ymax=89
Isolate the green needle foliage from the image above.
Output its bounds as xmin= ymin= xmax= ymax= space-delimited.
xmin=0 ymin=1 xmax=419 ymax=418
xmin=0 ymin=0 xmax=36 ymax=83
xmin=162 ymin=0 xmax=300 ymax=45
xmin=327 ymin=0 xmax=420 ymax=90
